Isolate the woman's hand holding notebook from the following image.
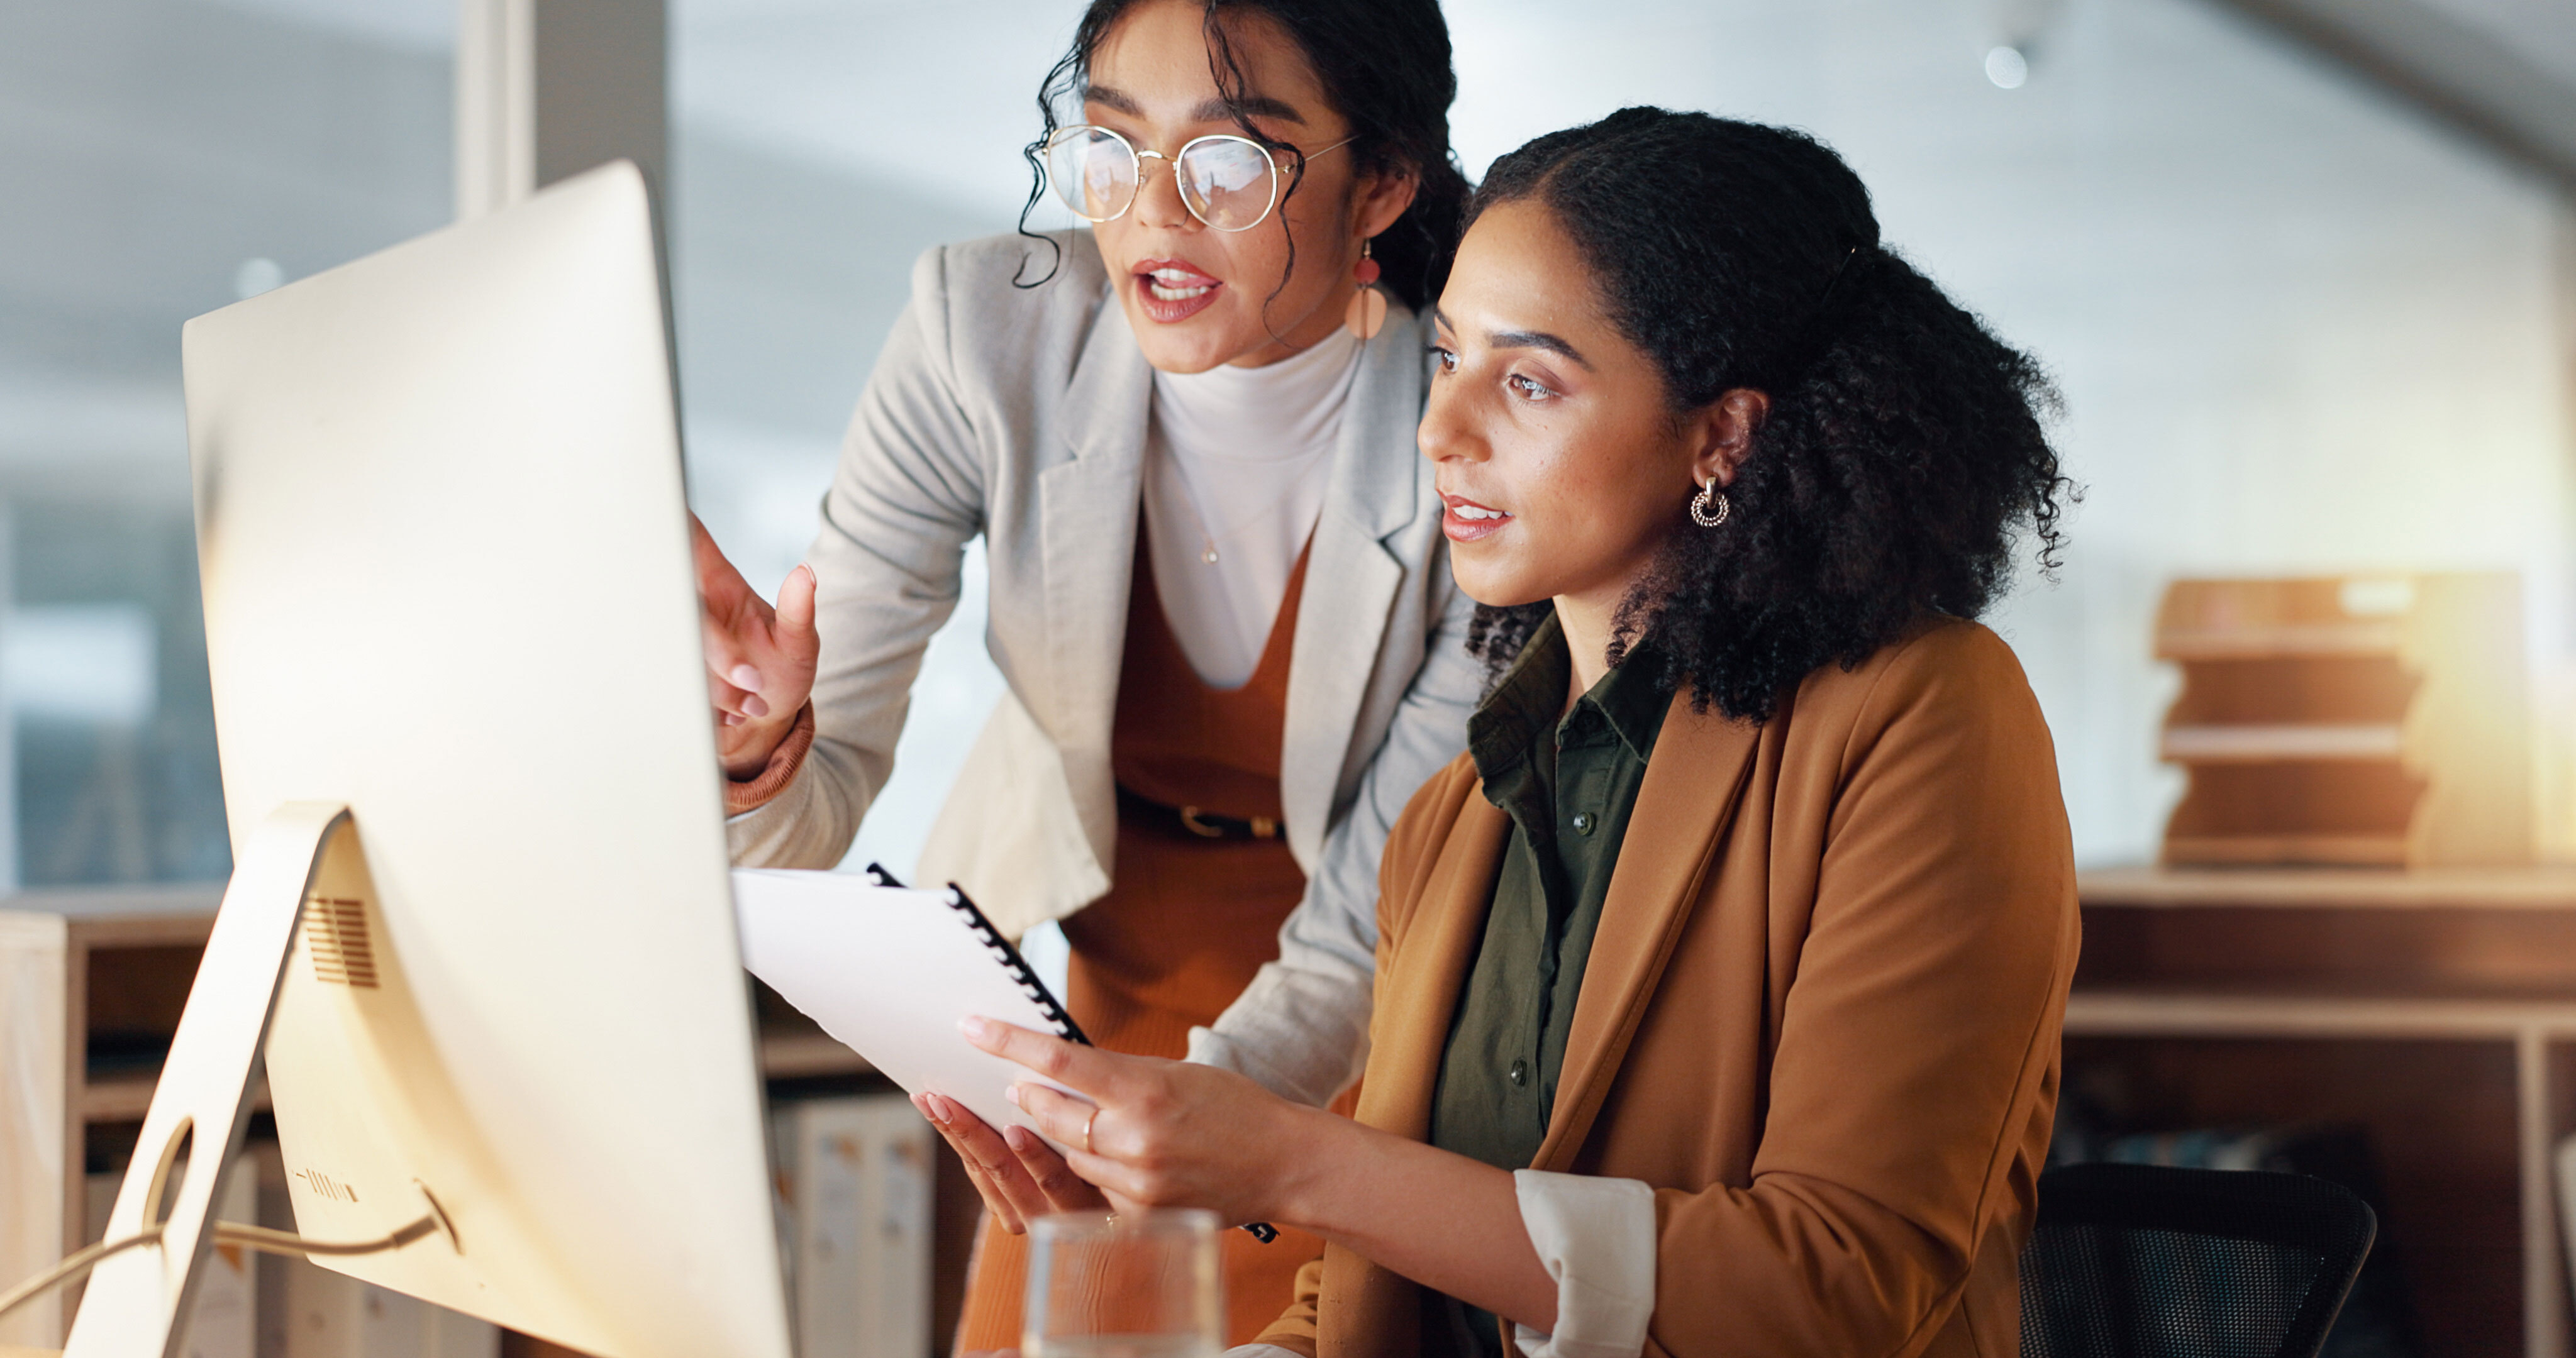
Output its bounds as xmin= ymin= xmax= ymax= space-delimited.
xmin=730 ymin=868 xmax=1087 ymax=1153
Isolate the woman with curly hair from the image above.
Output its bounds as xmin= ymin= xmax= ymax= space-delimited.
xmin=947 ymin=106 xmax=2082 ymax=1357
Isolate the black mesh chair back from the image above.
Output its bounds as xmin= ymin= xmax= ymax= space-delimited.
xmin=2021 ymin=1162 xmax=2376 ymax=1358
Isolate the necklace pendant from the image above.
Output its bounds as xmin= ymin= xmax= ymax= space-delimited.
xmin=1201 ymin=545 xmax=1219 ymax=565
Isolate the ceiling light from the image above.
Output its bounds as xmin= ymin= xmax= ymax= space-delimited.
xmin=1985 ymin=45 xmax=2029 ymax=89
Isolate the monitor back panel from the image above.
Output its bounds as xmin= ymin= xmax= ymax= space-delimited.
xmin=182 ymin=162 xmax=790 ymax=1358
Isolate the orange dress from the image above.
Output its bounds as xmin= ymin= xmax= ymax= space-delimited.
xmin=952 ymin=544 xmax=1328 ymax=1351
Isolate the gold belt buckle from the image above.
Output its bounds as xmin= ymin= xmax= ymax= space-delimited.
xmin=1176 ymin=807 xmax=1280 ymax=839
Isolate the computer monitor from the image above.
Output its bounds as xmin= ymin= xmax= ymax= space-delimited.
xmin=106 ymin=162 xmax=791 ymax=1358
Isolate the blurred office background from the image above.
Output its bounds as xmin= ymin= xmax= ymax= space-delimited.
xmin=0 ymin=0 xmax=2568 ymax=881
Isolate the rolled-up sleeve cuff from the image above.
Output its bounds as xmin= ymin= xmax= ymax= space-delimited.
xmin=1185 ymin=1019 xmax=1332 ymax=1106
xmin=1510 ymin=1169 xmax=1657 ymax=1358
xmin=1185 ymin=956 xmax=1372 ymax=1107
xmin=723 ymin=702 xmax=816 ymax=818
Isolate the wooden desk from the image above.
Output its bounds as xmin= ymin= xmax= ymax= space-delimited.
xmin=0 ymin=888 xmax=880 ymax=1350
xmin=2074 ymin=866 xmax=2576 ymax=1358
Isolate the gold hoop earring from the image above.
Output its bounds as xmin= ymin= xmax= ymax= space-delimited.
xmin=1690 ymin=480 xmax=1730 ymax=528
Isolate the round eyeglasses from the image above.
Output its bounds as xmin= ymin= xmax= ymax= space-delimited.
xmin=1043 ymin=124 xmax=1355 ymax=233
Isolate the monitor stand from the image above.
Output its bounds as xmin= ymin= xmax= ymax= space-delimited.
xmin=62 ymin=803 xmax=450 ymax=1358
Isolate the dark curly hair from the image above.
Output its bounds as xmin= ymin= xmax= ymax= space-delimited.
xmin=1012 ymin=0 xmax=1468 ymax=313
xmin=1462 ymin=108 xmax=2074 ymax=721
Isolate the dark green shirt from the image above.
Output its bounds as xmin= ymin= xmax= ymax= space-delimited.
xmin=1426 ymin=615 xmax=1667 ymax=1357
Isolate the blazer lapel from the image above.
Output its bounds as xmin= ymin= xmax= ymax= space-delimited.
xmin=1279 ymin=310 xmax=1431 ymax=869
xmin=1533 ymin=693 xmax=1762 ymax=1172
xmin=1355 ymin=788 xmax=1509 ymax=1141
xmin=1033 ymin=298 xmax=1152 ymax=869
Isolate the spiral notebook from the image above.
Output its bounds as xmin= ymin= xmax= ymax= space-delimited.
xmin=731 ymin=867 xmax=1086 ymax=1152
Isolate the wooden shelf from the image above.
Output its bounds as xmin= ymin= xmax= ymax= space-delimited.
xmin=2072 ymin=866 xmax=2576 ymax=1358
xmin=2164 ymin=833 xmax=2409 ymax=868
xmin=2153 ymin=573 xmax=2529 ymax=869
xmin=2068 ymin=990 xmax=2576 ymax=1039
xmin=79 ymin=1073 xmax=205 ymax=1122
xmin=1 ymin=887 xmax=876 ymax=1350
xmin=2161 ymin=722 xmax=2404 ymax=761
xmin=2080 ymin=864 xmax=2576 ymax=910
xmin=2157 ymin=621 xmax=2407 ymax=658
xmin=757 ymin=1030 xmax=871 ymax=1079
xmin=67 ymin=1037 xmax=864 ymax=1125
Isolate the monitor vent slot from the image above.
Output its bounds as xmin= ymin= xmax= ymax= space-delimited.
xmin=304 ymin=896 xmax=379 ymax=988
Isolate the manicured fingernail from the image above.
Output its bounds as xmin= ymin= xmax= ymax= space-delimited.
xmin=722 ymin=712 xmax=745 ymax=727
xmin=742 ymin=693 xmax=770 ymax=719
xmin=923 ymin=1095 xmax=950 ymax=1126
xmin=961 ymin=1015 xmax=994 ymax=1042
xmin=1004 ymin=1084 xmax=1024 ymax=1108
xmin=798 ymin=563 xmax=818 ymax=588
xmin=729 ymin=664 xmax=762 ymax=691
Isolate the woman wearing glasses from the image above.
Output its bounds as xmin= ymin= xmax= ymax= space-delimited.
xmin=692 ymin=0 xmax=1478 ymax=1344
xmin=953 ymin=109 xmax=2080 ymax=1357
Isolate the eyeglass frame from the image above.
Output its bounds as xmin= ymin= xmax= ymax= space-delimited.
xmin=1043 ymin=123 xmax=1359 ymax=233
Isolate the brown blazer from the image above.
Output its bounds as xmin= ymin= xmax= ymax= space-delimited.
xmin=1255 ymin=619 xmax=2080 ymax=1358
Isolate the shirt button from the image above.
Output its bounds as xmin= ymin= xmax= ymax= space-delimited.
xmin=1509 ymin=1059 xmax=1529 ymax=1087
xmin=1572 ymin=811 xmax=1596 ymax=835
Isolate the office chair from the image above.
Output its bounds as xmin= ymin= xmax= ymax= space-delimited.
xmin=2021 ymin=1162 xmax=2377 ymax=1358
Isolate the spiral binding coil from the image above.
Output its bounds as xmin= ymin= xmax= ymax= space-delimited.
xmin=866 ymin=864 xmax=1274 ymax=1243
xmin=941 ymin=884 xmax=1091 ymax=1048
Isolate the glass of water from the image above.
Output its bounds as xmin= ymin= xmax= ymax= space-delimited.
xmin=1023 ymin=1208 xmax=1224 ymax=1358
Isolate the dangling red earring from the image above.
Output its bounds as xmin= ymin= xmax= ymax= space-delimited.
xmin=1345 ymin=236 xmax=1387 ymax=341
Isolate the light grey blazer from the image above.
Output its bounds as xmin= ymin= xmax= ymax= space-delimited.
xmin=727 ymin=229 xmax=1482 ymax=1105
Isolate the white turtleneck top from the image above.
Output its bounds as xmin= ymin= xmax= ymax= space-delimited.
xmin=1141 ymin=326 xmax=1364 ymax=688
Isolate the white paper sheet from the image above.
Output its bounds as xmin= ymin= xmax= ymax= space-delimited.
xmin=732 ymin=868 xmax=1082 ymax=1151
